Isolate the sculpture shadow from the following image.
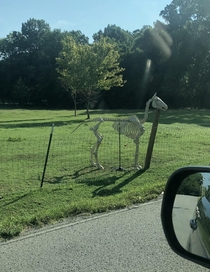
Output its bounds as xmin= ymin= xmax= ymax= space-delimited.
xmin=42 ymin=167 xmax=145 ymax=197
xmin=44 ymin=174 xmax=72 ymax=184
xmin=92 ymin=169 xmax=145 ymax=197
xmin=71 ymin=166 xmax=101 ymax=179
xmin=73 ymin=168 xmax=145 ymax=197
xmin=43 ymin=167 xmax=99 ymax=184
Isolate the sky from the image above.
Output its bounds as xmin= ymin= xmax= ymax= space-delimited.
xmin=0 ymin=0 xmax=171 ymax=42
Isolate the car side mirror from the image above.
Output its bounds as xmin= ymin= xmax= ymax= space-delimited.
xmin=161 ymin=166 xmax=210 ymax=269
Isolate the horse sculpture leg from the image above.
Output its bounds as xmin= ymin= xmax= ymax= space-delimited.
xmin=90 ymin=119 xmax=104 ymax=169
xmin=134 ymin=139 xmax=142 ymax=170
xmin=90 ymin=139 xmax=104 ymax=169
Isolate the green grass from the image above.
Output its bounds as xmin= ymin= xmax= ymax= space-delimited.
xmin=0 ymin=108 xmax=210 ymax=240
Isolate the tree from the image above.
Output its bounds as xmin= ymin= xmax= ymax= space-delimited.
xmin=178 ymin=173 xmax=203 ymax=196
xmin=93 ymin=24 xmax=133 ymax=58
xmin=93 ymin=25 xmax=136 ymax=109
xmin=159 ymin=0 xmax=210 ymax=108
xmin=0 ymin=19 xmax=52 ymax=105
xmin=56 ymin=36 xmax=125 ymax=118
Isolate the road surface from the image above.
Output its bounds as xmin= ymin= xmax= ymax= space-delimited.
xmin=0 ymin=197 xmax=208 ymax=271
xmin=173 ymin=194 xmax=198 ymax=249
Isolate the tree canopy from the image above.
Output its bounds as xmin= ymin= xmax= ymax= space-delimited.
xmin=177 ymin=173 xmax=203 ymax=196
xmin=1 ymin=1 xmax=210 ymax=110
xmin=56 ymin=36 xmax=125 ymax=117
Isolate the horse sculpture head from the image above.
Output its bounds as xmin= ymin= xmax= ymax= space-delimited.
xmin=151 ymin=93 xmax=168 ymax=111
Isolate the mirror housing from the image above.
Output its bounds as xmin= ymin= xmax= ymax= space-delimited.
xmin=161 ymin=166 xmax=210 ymax=269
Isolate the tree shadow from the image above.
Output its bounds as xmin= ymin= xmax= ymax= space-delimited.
xmin=79 ymin=109 xmax=210 ymax=127
xmin=77 ymin=109 xmax=145 ymax=119
xmin=0 ymin=119 xmax=82 ymax=129
xmin=160 ymin=110 xmax=210 ymax=127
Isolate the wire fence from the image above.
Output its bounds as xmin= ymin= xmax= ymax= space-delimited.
xmin=0 ymin=120 xmax=210 ymax=193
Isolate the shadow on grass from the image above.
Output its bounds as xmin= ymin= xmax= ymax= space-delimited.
xmin=0 ymin=119 xmax=81 ymax=129
xmin=1 ymin=110 xmax=210 ymax=129
xmin=92 ymin=169 xmax=145 ymax=197
xmin=71 ymin=166 xmax=100 ymax=179
xmin=0 ymin=192 xmax=32 ymax=207
xmin=73 ymin=167 xmax=145 ymax=197
xmin=44 ymin=165 xmax=145 ymax=196
xmin=44 ymin=175 xmax=72 ymax=184
xmin=81 ymin=109 xmax=210 ymax=127
xmin=43 ymin=166 xmax=100 ymax=184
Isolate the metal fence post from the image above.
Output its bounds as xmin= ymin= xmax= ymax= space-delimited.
xmin=40 ymin=124 xmax=54 ymax=188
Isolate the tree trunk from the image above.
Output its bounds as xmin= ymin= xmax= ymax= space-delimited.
xmin=86 ymin=101 xmax=90 ymax=119
xmin=74 ymin=100 xmax=77 ymax=117
xmin=72 ymin=92 xmax=77 ymax=117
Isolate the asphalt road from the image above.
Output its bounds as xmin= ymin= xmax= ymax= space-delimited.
xmin=0 ymin=197 xmax=208 ymax=272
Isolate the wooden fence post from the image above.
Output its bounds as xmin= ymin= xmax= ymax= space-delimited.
xmin=144 ymin=109 xmax=160 ymax=170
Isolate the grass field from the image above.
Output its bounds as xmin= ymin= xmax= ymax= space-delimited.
xmin=0 ymin=108 xmax=210 ymax=240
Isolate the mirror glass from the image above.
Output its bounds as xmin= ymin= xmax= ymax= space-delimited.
xmin=173 ymin=172 xmax=210 ymax=259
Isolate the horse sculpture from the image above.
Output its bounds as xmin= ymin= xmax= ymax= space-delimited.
xmin=72 ymin=93 xmax=168 ymax=170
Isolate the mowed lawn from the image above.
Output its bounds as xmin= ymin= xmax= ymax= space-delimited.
xmin=0 ymin=108 xmax=210 ymax=239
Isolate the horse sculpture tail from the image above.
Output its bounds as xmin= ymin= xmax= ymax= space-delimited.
xmin=71 ymin=117 xmax=104 ymax=133
xmin=71 ymin=121 xmax=86 ymax=133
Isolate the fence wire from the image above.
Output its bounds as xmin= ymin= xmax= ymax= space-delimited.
xmin=0 ymin=122 xmax=210 ymax=192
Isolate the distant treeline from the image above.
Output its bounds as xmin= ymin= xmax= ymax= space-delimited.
xmin=0 ymin=0 xmax=210 ymax=110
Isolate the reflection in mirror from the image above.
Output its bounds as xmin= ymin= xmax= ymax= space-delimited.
xmin=173 ymin=172 xmax=210 ymax=259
